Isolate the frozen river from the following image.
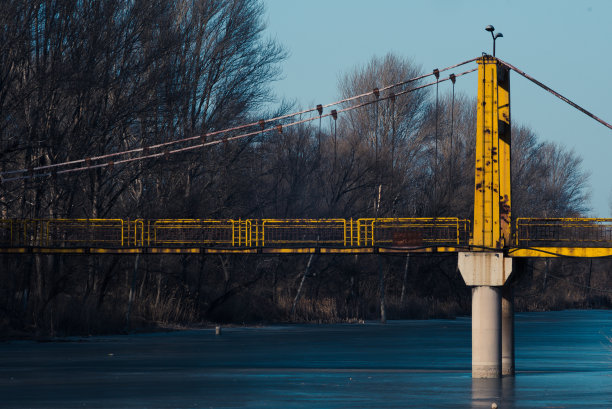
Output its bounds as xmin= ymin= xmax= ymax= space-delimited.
xmin=1 ymin=310 xmax=610 ymax=408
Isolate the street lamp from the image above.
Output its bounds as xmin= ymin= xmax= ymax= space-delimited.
xmin=485 ymin=25 xmax=503 ymax=57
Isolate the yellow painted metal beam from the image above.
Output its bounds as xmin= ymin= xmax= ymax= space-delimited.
xmin=205 ymin=248 xmax=258 ymax=254
xmin=149 ymin=248 xmax=202 ymax=254
xmin=508 ymin=247 xmax=612 ymax=258
xmin=32 ymin=248 xmax=86 ymax=254
xmin=378 ymin=247 xmax=461 ymax=254
xmin=90 ymin=248 xmax=143 ymax=254
xmin=320 ymin=248 xmax=374 ymax=254
xmin=262 ymin=248 xmax=317 ymax=254
xmin=0 ymin=248 xmax=28 ymax=253
xmin=0 ymin=246 xmax=467 ymax=255
xmin=1 ymin=245 xmax=611 ymax=257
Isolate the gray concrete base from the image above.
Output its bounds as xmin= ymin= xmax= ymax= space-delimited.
xmin=458 ymin=252 xmax=515 ymax=378
xmin=501 ymin=285 xmax=515 ymax=376
xmin=472 ymin=286 xmax=501 ymax=378
xmin=458 ymin=252 xmax=512 ymax=286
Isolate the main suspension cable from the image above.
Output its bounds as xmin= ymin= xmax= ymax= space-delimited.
xmin=2 ymin=68 xmax=478 ymax=182
xmin=0 ymin=58 xmax=479 ymax=179
xmin=497 ymin=58 xmax=612 ymax=131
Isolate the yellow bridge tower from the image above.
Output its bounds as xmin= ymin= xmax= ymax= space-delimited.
xmin=472 ymin=55 xmax=511 ymax=250
xmin=459 ymin=55 xmax=514 ymax=378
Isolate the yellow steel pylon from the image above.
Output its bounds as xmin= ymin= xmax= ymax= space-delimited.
xmin=471 ymin=56 xmax=511 ymax=250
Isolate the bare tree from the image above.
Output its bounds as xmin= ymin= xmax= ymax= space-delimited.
xmin=0 ymin=0 xmax=288 ymax=334
xmin=329 ymin=53 xmax=430 ymax=217
xmin=511 ymin=126 xmax=590 ymax=217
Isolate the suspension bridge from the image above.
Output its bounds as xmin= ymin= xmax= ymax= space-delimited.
xmin=1 ymin=55 xmax=611 ymax=379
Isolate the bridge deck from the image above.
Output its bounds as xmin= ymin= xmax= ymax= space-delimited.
xmin=1 ymin=217 xmax=611 ymax=257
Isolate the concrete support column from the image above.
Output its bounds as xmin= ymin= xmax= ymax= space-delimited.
xmin=501 ymin=284 xmax=515 ymax=376
xmin=472 ymin=285 xmax=502 ymax=378
xmin=458 ymin=252 xmax=513 ymax=379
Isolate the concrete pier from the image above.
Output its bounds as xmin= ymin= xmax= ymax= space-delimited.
xmin=501 ymin=285 xmax=514 ymax=376
xmin=458 ymin=252 xmax=513 ymax=379
xmin=472 ymin=286 xmax=502 ymax=378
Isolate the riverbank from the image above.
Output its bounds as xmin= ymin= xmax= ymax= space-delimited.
xmin=2 ymin=254 xmax=610 ymax=340
xmin=3 ymin=302 xmax=610 ymax=342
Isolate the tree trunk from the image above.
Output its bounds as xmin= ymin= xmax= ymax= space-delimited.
xmin=155 ymin=272 xmax=162 ymax=310
xmin=126 ymin=254 xmax=140 ymax=331
xmin=378 ymin=254 xmax=386 ymax=324
xmin=543 ymin=259 xmax=549 ymax=292
xmin=585 ymin=259 xmax=592 ymax=300
xmin=291 ymin=253 xmax=315 ymax=319
xmin=400 ymin=253 xmax=410 ymax=306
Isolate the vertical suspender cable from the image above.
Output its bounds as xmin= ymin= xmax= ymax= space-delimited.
xmin=317 ymin=104 xmax=323 ymax=159
xmin=449 ymin=73 xmax=456 ymax=188
xmin=373 ymin=88 xmax=380 ymax=216
xmin=258 ymin=119 xmax=266 ymax=217
xmin=433 ymin=69 xmax=440 ymax=216
xmin=259 ymin=119 xmax=265 ymax=175
xmin=331 ymin=110 xmax=338 ymax=169
xmin=390 ymin=92 xmax=396 ymax=215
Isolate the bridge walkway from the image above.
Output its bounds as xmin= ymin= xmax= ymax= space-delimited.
xmin=1 ymin=217 xmax=611 ymax=257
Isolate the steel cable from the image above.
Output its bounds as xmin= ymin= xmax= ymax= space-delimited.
xmin=497 ymin=58 xmax=612 ymax=131
xmin=0 ymin=58 xmax=479 ymax=179
xmin=2 ymin=68 xmax=478 ymax=182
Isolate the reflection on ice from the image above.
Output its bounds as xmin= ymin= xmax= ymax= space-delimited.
xmin=472 ymin=377 xmax=516 ymax=409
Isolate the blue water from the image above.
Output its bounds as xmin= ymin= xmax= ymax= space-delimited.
xmin=0 ymin=310 xmax=610 ymax=408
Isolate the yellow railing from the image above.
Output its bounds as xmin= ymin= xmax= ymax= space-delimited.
xmin=150 ymin=219 xmax=236 ymax=246
xmin=0 ymin=217 xmax=471 ymax=248
xmin=0 ymin=220 xmax=14 ymax=246
xmin=357 ymin=218 xmax=469 ymax=247
xmin=0 ymin=219 xmax=124 ymax=247
xmin=515 ymin=218 xmax=612 ymax=247
xmin=7 ymin=217 xmax=612 ymax=250
xmin=45 ymin=219 xmax=124 ymax=247
xmin=258 ymin=219 xmax=347 ymax=247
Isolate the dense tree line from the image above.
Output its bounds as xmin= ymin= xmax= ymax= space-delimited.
xmin=0 ymin=1 xmax=607 ymax=337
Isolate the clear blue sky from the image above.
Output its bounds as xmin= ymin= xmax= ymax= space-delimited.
xmin=262 ymin=0 xmax=612 ymax=216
